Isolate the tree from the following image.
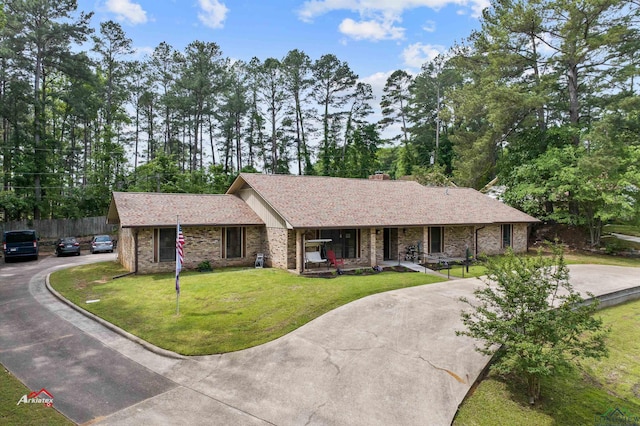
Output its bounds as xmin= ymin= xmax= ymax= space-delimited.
xmin=3 ymin=0 xmax=93 ymax=219
xmin=282 ymin=49 xmax=314 ymax=174
xmin=457 ymin=247 xmax=608 ymax=404
xmin=380 ymin=69 xmax=412 ymax=145
xmin=311 ymin=54 xmax=357 ymax=176
xmin=257 ymin=57 xmax=288 ymax=174
xmin=174 ymin=41 xmax=222 ymax=171
xmin=408 ymin=57 xmax=460 ymax=173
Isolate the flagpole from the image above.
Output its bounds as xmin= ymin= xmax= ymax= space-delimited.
xmin=176 ymin=215 xmax=181 ymax=316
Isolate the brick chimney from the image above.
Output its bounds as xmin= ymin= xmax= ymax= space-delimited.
xmin=369 ymin=172 xmax=390 ymax=180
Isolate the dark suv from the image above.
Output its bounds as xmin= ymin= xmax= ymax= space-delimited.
xmin=2 ymin=230 xmax=39 ymax=262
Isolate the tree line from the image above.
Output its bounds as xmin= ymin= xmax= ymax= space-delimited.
xmin=1 ymin=0 xmax=639 ymax=245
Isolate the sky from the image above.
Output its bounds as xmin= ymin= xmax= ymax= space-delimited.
xmin=77 ymin=0 xmax=487 ymax=90
xmin=74 ymin=0 xmax=489 ymax=145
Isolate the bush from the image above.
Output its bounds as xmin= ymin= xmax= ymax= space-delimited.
xmin=197 ymin=260 xmax=213 ymax=272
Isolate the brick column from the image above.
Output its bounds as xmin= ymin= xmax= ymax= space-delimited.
xmin=370 ymin=228 xmax=377 ymax=267
xmin=296 ymin=229 xmax=304 ymax=274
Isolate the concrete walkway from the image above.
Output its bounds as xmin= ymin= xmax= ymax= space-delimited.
xmin=2 ymin=256 xmax=639 ymax=425
xmin=611 ymin=233 xmax=640 ymax=244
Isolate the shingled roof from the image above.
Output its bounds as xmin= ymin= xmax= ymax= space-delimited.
xmin=227 ymin=173 xmax=538 ymax=228
xmin=107 ymin=192 xmax=264 ymax=228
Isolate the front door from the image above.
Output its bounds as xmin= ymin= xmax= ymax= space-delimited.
xmin=383 ymin=228 xmax=398 ymax=261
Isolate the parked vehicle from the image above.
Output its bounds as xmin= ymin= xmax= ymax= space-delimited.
xmin=90 ymin=235 xmax=113 ymax=253
xmin=2 ymin=230 xmax=39 ymax=262
xmin=55 ymin=237 xmax=81 ymax=257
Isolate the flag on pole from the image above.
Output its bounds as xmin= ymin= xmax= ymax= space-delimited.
xmin=175 ymin=220 xmax=185 ymax=296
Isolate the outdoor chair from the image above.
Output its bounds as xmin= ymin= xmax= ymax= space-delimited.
xmin=305 ymin=251 xmax=327 ymax=267
xmin=327 ymin=249 xmax=345 ymax=269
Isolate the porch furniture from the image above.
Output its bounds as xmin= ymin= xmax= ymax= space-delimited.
xmin=327 ymin=249 xmax=345 ymax=268
xmin=255 ymin=253 xmax=265 ymax=268
xmin=305 ymin=251 xmax=327 ymax=267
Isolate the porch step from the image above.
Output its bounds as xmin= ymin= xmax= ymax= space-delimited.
xmin=379 ymin=261 xmax=448 ymax=277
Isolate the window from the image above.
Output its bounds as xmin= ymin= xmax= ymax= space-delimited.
xmin=224 ymin=227 xmax=245 ymax=259
xmin=429 ymin=227 xmax=443 ymax=253
xmin=502 ymin=224 xmax=512 ymax=248
xmin=154 ymin=228 xmax=176 ymax=263
xmin=319 ymin=229 xmax=360 ymax=259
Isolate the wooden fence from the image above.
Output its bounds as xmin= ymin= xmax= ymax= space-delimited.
xmin=1 ymin=216 xmax=116 ymax=239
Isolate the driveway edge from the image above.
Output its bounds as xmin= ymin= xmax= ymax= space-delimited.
xmin=45 ymin=274 xmax=188 ymax=360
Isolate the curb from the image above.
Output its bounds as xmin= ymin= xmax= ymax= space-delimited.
xmin=45 ymin=274 xmax=189 ymax=360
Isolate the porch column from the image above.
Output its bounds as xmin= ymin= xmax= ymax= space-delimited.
xmin=423 ymin=226 xmax=429 ymax=256
xmin=296 ymin=229 xmax=304 ymax=274
xmin=370 ymin=228 xmax=377 ymax=267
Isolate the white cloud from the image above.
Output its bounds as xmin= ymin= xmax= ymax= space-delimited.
xmin=422 ymin=20 xmax=436 ymax=32
xmin=197 ymin=0 xmax=229 ymax=29
xmin=338 ymin=18 xmax=404 ymax=41
xmin=105 ymin=0 xmax=148 ymax=25
xmin=361 ymin=71 xmax=393 ymax=100
xmin=298 ymin=0 xmax=490 ymax=22
xmin=133 ymin=46 xmax=154 ymax=58
xmin=402 ymin=42 xmax=445 ymax=69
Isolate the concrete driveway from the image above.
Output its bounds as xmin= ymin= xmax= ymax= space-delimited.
xmin=1 ymin=255 xmax=638 ymax=425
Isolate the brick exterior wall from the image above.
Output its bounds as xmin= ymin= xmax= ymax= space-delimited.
xmin=398 ymin=227 xmax=424 ymax=260
xmin=117 ymin=222 xmax=529 ymax=274
xmin=117 ymin=227 xmax=136 ymax=271
xmin=476 ymin=224 xmax=528 ymax=256
xmin=265 ymin=227 xmax=288 ymax=269
xmin=443 ymin=226 xmax=474 ymax=257
xmin=121 ymin=225 xmax=265 ymax=274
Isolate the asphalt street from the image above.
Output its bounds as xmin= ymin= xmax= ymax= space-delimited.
xmin=0 ymin=254 xmax=176 ymax=424
xmin=1 ymin=253 xmax=638 ymax=425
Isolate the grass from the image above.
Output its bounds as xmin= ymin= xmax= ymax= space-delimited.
xmin=603 ymin=224 xmax=640 ymax=238
xmin=434 ymin=249 xmax=639 ymax=280
xmin=49 ymin=262 xmax=446 ymax=355
xmin=0 ymin=365 xmax=73 ymax=426
xmin=453 ymin=299 xmax=640 ymax=426
xmin=447 ymin=264 xmax=487 ymax=278
xmin=562 ymin=250 xmax=640 ymax=267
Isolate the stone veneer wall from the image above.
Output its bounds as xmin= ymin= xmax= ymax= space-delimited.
xmin=374 ymin=228 xmax=384 ymax=265
xmin=131 ymin=226 xmax=264 ymax=274
xmin=118 ymin=227 xmax=136 ymax=271
xmin=513 ymin=223 xmax=528 ymax=252
xmin=397 ymin=227 xmax=424 ymax=260
xmin=476 ymin=224 xmax=528 ymax=256
xmin=443 ymin=226 xmax=474 ymax=257
xmin=266 ymin=227 xmax=289 ymax=269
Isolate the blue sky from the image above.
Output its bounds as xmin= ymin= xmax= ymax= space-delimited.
xmin=77 ymin=0 xmax=487 ymax=82
xmin=76 ymin=0 xmax=488 ymax=140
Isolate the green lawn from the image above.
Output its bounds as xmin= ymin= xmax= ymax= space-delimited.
xmin=49 ymin=262 xmax=446 ymax=355
xmin=1 ymin=365 xmax=73 ymax=425
xmin=603 ymin=224 xmax=640 ymax=238
xmin=453 ymin=298 xmax=640 ymax=426
xmin=431 ymin=250 xmax=640 ymax=279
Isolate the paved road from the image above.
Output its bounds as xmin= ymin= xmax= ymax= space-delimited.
xmin=0 ymin=254 xmax=176 ymax=424
xmin=1 ymin=255 xmax=639 ymax=425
